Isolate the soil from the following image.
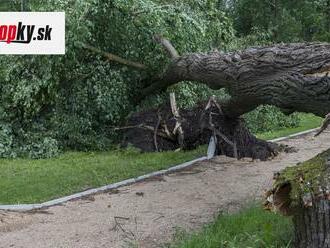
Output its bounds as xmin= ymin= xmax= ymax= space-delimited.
xmin=0 ymin=130 xmax=329 ymax=248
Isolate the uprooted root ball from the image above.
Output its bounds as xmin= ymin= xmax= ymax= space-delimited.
xmin=121 ymin=99 xmax=281 ymax=160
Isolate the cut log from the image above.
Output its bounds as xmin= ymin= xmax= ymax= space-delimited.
xmin=293 ymin=200 xmax=330 ymax=248
xmin=265 ymin=149 xmax=330 ymax=247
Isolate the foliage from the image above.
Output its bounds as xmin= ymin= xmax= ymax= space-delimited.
xmin=229 ymin=0 xmax=330 ymax=42
xmin=245 ymin=105 xmax=299 ymax=134
xmin=0 ymin=0 xmax=322 ymax=158
xmin=256 ymin=114 xmax=323 ymax=141
xmin=0 ymin=0 xmax=236 ymax=158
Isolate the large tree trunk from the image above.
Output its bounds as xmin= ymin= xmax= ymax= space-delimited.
xmin=265 ymin=149 xmax=330 ymax=247
xmin=142 ymin=41 xmax=330 ymax=118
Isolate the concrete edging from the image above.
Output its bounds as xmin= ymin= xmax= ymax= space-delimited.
xmin=269 ymin=128 xmax=319 ymax=142
xmin=0 ymin=127 xmax=319 ymax=212
xmin=0 ymin=157 xmax=208 ymax=211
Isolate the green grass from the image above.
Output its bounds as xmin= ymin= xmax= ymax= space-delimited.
xmin=0 ymin=147 xmax=205 ymax=204
xmin=256 ymin=113 xmax=322 ymax=140
xmin=171 ymin=205 xmax=293 ymax=248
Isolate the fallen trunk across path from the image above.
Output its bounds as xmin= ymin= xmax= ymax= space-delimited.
xmin=86 ymin=40 xmax=330 ymax=160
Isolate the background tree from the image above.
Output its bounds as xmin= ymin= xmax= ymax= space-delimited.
xmin=229 ymin=0 xmax=330 ymax=42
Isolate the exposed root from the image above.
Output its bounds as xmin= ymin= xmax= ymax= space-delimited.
xmin=120 ymin=96 xmax=282 ymax=161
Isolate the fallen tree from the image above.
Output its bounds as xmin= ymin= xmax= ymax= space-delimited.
xmin=126 ymin=40 xmax=330 ymax=158
xmin=107 ymin=38 xmax=330 ymax=242
xmin=265 ymin=149 xmax=330 ymax=247
xmin=90 ymin=39 xmax=330 ymax=159
xmin=135 ymin=38 xmax=330 ymax=244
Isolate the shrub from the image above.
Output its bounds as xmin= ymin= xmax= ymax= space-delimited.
xmin=245 ymin=105 xmax=299 ymax=134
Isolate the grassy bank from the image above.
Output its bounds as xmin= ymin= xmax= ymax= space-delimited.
xmin=171 ymin=205 xmax=293 ymax=248
xmin=0 ymin=113 xmax=322 ymax=204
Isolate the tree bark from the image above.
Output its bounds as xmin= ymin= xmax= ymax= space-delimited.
xmin=143 ymin=42 xmax=330 ymax=118
xmin=265 ymin=149 xmax=330 ymax=247
xmin=293 ymin=200 xmax=330 ymax=248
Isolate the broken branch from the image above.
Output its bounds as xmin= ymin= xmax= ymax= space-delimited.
xmin=154 ymin=35 xmax=179 ymax=59
xmin=153 ymin=111 xmax=162 ymax=152
xmin=315 ymin=113 xmax=330 ymax=137
xmin=170 ymin=93 xmax=184 ymax=147
xmin=82 ymin=43 xmax=146 ymax=69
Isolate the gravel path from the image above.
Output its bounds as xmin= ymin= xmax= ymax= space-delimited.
xmin=1 ymin=130 xmax=330 ymax=248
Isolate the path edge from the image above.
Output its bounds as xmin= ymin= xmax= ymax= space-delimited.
xmin=0 ymin=127 xmax=319 ymax=211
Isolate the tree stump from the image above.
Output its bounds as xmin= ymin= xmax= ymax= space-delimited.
xmin=265 ymin=149 xmax=330 ymax=247
xmin=293 ymin=200 xmax=330 ymax=247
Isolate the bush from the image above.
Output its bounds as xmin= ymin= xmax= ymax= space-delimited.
xmin=245 ymin=105 xmax=299 ymax=134
xmin=0 ymin=124 xmax=16 ymax=158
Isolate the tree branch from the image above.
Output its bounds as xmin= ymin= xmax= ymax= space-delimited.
xmin=154 ymin=35 xmax=179 ymax=59
xmin=82 ymin=43 xmax=147 ymax=70
xmin=315 ymin=113 xmax=330 ymax=137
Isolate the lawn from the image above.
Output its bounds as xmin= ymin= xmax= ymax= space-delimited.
xmin=0 ymin=113 xmax=322 ymax=205
xmin=171 ymin=205 xmax=293 ymax=248
xmin=0 ymin=147 xmax=205 ymax=204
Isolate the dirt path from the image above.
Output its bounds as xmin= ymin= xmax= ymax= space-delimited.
xmin=1 ymin=131 xmax=330 ymax=248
